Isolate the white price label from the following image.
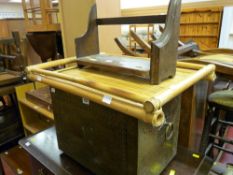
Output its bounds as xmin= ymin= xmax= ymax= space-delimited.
xmin=105 ymin=60 xmax=113 ymax=63
xmin=51 ymin=88 xmax=56 ymax=93
xmin=102 ymin=95 xmax=112 ymax=105
xmin=25 ymin=142 xmax=31 ymax=147
xmin=36 ymin=76 xmax=42 ymax=82
xmin=82 ymin=97 xmax=90 ymax=105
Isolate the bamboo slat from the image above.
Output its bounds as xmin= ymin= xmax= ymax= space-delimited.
xmin=177 ymin=61 xmax=216 ymax=81
xmin=176 ymin=62 xmax=205 ymax=70
xmin=26 ymin=57 xmax=77 ymax=72
xmin=53 ymin=68 xmax=195 ymax=101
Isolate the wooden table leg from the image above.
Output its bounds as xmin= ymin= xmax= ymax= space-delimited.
xmin=178 ymin=81 xmax=209 ymax=151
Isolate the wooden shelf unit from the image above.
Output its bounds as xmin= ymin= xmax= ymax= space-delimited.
xmin=22 ymin=0 xmax=60 ymax=32
xmin=15 ymin=82 xmax=54 ymax=135
xmin=180 ymin=7 xmax=223 ymax=50
xmin=19 ymin=98 xmax=53 ymax=120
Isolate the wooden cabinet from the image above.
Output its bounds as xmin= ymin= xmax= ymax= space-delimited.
xmin=0 ymin=20 xmax=10 ymax=38
xmin=0 ymin=146 xmax=31 ymax=175
xmin=15 ymin=82 xmax=53 ymax=135
xmin=21 ymin=0 xmax=60 ymax=32
xmin=121 ymin=5 xmax=224 ymax=50
xmin=0 ymin=19 xmax=26 ymax=39
xmin=180 ymin=7 xmax=223 ymax=50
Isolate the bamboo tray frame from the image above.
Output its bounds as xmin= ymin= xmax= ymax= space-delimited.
xmin=26 ymin=57 xmax=216 ymax=127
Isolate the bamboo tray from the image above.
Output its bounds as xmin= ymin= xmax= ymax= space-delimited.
xmin=26 ymin=55 xmax=216 ymax=127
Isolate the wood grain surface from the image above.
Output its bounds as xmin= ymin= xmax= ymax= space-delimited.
xmin=181 ymin=54 xmax=233 ymax=78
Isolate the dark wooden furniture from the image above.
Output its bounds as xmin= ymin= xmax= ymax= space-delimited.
xmin=0 ymin=79 xmax=24 ymax=152
xmin=200 ymin=90 xmax=233 ymax=157
xmin=0 ymin=32 xmax=24 ymax=151
xmin=178 ymin=81 xmax=210 ymax=151
xmin=0 ymin=32 xmax=25 ymax=72
xmin=0 ymin=146 xmax=31 ymax=175
xmin=18 ymin=127 xmax=217 ymax=175
xmin=26 ymin=32 xmax=64 ymax=62
xmin=76 ymin=0 xmax=182 ymax=85
xmin=179 ymin=53 xmax=233 ymax=150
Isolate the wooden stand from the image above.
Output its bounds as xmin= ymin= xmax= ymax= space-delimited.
xmin=75 ymin=0 xmax=182 ymax=85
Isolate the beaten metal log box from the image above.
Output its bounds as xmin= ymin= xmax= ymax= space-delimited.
xmin=51 ymin=89 xmax=181 ymax=175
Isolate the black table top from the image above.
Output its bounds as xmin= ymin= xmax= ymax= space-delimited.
xmin=19 ymin=127 xmax=92 ymax=175
xmin=19 ymin=126 xmax=213 ymax=175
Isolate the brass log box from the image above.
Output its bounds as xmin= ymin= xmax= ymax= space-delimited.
xmin=51 ymin=89 xmax=181 ymax=175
